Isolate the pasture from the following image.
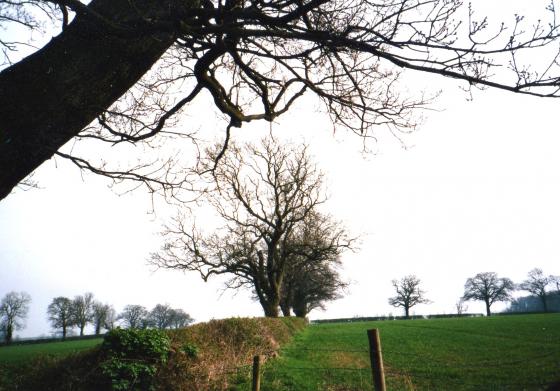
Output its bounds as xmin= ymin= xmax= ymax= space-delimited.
xmin=0 ymin=338 xmax=102 ymax=364
xmin=236 ymin=314 xmax=560 ymax=390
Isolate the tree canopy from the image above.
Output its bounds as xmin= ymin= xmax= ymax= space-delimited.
xmin=1 ymin=0 xmax=560 ymax=200
xmin=151 ymin=137 xmax=353 ymax=317
xmin=462 ymin=272 xmax=514 ymax=316
xmin=0 ymin=291 xmax=31 ymax=344
xmin=388 ymin=275 xmax=430 ymax=318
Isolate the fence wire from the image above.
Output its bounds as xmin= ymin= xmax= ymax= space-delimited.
xmin=217 ymin=342 xmax=559 ymax=391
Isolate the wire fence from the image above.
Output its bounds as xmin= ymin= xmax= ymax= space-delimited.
xmin=207 ymin=329 xmax=560 ymax=391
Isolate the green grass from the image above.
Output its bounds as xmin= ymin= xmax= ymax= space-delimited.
xmin=0 ymin=338 xmax=102 ymax=364
xmin=232 ymin=314 xmax=560 ymax=391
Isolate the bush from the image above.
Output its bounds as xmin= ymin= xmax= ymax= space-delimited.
xmin=100 ymin=328 xmax=171 ymax=391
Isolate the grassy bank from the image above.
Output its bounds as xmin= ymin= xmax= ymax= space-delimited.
xmin=0 ymin=317 xmax=306 ymax=391
xmin=246 ymin=313 xmax=560 ymax=390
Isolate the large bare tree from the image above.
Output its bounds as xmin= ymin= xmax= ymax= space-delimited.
xmin=388 ymin=275 xmax=430 ymax=318
xmin=152 ymin=137 xmax=351 ymax=317
xmin=462 ymin=272 xmax=515 ymax=316
xmin=1 ymin=0 xmax=560 ymax=200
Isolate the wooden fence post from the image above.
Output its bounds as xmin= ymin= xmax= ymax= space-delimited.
xmin=367 ymin=328 xmax=386 ymax=391
xmin=252 ymin=355 xmax=262 ymax=391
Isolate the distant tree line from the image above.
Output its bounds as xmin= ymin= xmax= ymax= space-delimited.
xmin=46 ymin=294 xmax=194 ymax=338
xmin=0 ymin=290 xmax=194 ymax=344
xmin=388 ymin=269 xmax=560 ymax=318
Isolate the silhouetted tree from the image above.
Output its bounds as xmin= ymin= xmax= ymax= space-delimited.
xmin=152 ymin=138 xmax=352 ymax=317
xmin=70 ymin=292 xmax=95 ymax=336
xmin=279 ymin=212 xmax=350 ymax=318
xmin=148 ymin=304 xmax=175 ymax=330
xmin=2 ymin=1 xmax=560 ymax=200
xmin=47 ymin=296 xmax=73 ymax=339
xmin=0 ymin=291 xmax=31 ymax=344
xmin=388 ymin=275 xmax=430 ymax=318
xmin=169 ymin=309 xmax=194 ymax=329
xmin=119 ymin=305 xmax=149 ymax=329
xmin=463 ymin=272 xmax=514 ymax=316
xmin=518 ymin=268 xmax=555 ymax=313
xmin=92 ymin=302 xmax=112 ymax=335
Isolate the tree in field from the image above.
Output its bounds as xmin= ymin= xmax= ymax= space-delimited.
xmin=388 ymin=275 xmax=430 ymax=318
xmin=152 ymin=138 xmax=352 ymax=317
xmin=92 ymin=302 xmax=113 ymax=335
xmin=0 ymin=291 xmax=31 ymax=344
xmin=518 ymin=268 xmax=555 ymax=313
xmin=119 ymin=305 xmax=149 ymax=329
xmin=462 ymin=272 xmax=515 ymax=316
xmin=70 ymin=292 xmax=94 ymax=336
xmin=47 ymin=296 xmax=73 ymax=339
xmin=169 ymin=309 xmax=194 ymax=329
xmin=2 ymin=1 xmax=560 ymax=200
xmin=279 ymin=212 xmax=350 ymax=318
xmin=148 ymin=304 xmax=175 ymax=330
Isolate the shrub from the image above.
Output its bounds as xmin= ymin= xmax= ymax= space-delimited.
xmin=100 ymin=328 xmax=171 ymax=391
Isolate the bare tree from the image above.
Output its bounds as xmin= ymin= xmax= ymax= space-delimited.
xmin=119 ymin=305 xmax=149 ymax=329
xmin=279 ymin=212 xmax=351 ymax=318
xmin=388 ymin=275 xmax=430 ymax=318
xmin=518 ymin=268 xmax=554 ymax=313
xmin=0 ymin=291 xmax=31 ymax=344
xmin=455 ymin=298 xmax=468 ymax=316
xmin=47 ymin=296 xmax=73 ymax=339
xmin=92 ymin=302 xmax=112 ymax=335
xmin=152 ymin=137 xmax=352 ymax=317
xmin=148 ymin=304 xmax=175 ymax=330
xmin=463 ymin=272 xmax=515 ymax=316
xmin=169 ymin=309 xmax=194 ymax=329
xmin=2 ymin=1 xmax=560 ymax=200
xmin=70 ymin=292 xmax=94 ymax=336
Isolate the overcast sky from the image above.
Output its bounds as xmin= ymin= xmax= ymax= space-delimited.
xmin=1 ymin=1 xmax=559 ymax=338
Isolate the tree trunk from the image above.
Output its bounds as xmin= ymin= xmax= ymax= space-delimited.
xmin=404 ymin=306 xmax=410 ymax=319
xmin=485 ymin=300 xmax=491 ymax=316
xmin=262 ymin=302 xmax=280 ymax=317
xmin=5 ymin=324 xmax=13 ymax=344
xmin=79 ymin=325 xmax=85 ymax=336
xmin=541 ymin=295 xmax=548 ymax=313
xmin=62 ymin=325 xmax=67 ymax=340
xmin=0 ymin=0 xmax=197 ymax=200
xmin=280 ymin=302 xmax=291 ymax=317
xmin=293 ymin=303 xmax=308 ymax=318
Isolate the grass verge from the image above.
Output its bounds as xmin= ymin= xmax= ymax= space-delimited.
xmin=241 ymin=314 xmax=560 ymax=390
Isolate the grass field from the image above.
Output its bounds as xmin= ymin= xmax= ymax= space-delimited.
xmin=0 ymin=338 xmax=102 ymax=364
xmin=233 ymin=314 xmax=560 ymax=390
